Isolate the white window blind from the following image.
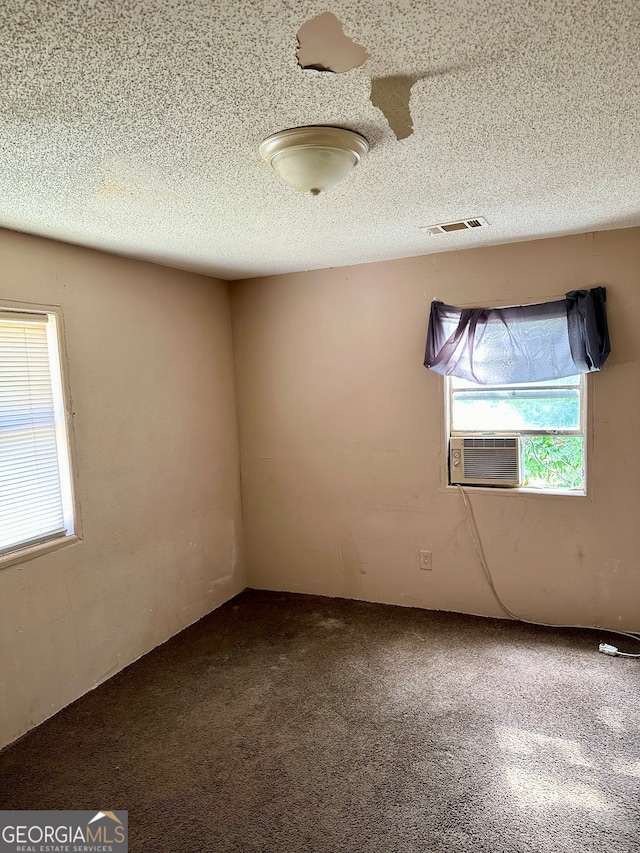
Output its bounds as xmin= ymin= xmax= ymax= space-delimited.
xmin=0 ymin=311 xmax=74 ymax=555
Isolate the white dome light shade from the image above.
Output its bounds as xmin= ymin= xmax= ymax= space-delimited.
xmin=259 ymin=126 xmax=369 ymax=195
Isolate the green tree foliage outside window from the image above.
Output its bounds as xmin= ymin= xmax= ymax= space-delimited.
xmin=521 ymin=435 xmax=584 ymax=489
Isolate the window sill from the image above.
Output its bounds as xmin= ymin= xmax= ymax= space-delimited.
xmin=443 ymin=485 xmax=589 ymax=499
xmin=0 ymin=533 xmax=82 ymax=571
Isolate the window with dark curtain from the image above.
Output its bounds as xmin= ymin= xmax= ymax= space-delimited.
xmin=424 ymin=287 xmax=610 ymax=385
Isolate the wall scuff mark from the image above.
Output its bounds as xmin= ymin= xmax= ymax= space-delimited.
xmin=296 ymin=12 xmax=370 ymax=73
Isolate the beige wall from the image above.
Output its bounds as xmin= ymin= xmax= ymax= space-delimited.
xmin=0 ymin=229 xmax=245 ymax=749
xmin=231 ymin=228 xmax=640 ymax=631
xmin=2 ymin=225 xmax=637 ymax=749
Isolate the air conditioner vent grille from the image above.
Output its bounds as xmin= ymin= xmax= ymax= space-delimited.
xmin=464 ymin=437 xmax=517 ymax=448
xmin=463 ymin=451 xmax=519 ymax=479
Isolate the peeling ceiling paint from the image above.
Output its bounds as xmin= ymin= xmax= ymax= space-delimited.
xmin=296 ymin=12 xmax=370 ymax=74
xmin=370 ymin=76 xmax=420 ymax=141
xmin=1 ymin=1 xmax=639 ymax=280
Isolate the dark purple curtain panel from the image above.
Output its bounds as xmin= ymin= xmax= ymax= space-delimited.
xmin=424 ymin=287 xmax=610 ymax=384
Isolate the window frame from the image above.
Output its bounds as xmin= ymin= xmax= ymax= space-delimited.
xmin=444 ymin=373 xmax=589 ymax=495
xmin=0 ymin=300 xmax=81 ymax=569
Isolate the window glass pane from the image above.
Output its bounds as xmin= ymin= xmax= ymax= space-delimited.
xmin=521 ymin=435 xmax=584 ymax=490
xmin=451 ymin=388 xmax=581 ymax=431
xmin=447 ymin=375 xmax=585 ymax=492
xmin=0 ymin=311 xmax=73 ymax=555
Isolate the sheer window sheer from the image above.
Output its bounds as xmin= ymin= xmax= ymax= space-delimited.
xmin=424 ymin=287 xmax=610 ymax=385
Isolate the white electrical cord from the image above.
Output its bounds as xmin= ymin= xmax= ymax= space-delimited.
xmin=611 ymin=651 xmax=640 ymax=658
xmin=456 ymin=484 xmax=640 ymax=659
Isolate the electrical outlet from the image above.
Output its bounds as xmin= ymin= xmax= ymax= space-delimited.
xmin=419 ymin=550 xmax=432 ymax=571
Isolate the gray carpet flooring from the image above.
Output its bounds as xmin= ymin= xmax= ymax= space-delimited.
xmin=1 ymin=589 xmax=639 ymax=852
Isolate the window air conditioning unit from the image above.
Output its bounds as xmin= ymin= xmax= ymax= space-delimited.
xmin=450 ymin=436 xmax=522 ymax=487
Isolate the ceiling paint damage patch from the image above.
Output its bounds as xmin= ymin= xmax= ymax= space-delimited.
xmin=296 ymin=12 xmax=370 ymax=73
xmin=370 ymin=76 xmax=421 ymax=141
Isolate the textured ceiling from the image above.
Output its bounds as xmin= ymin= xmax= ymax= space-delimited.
xmin=1 ymin=1 xmax=639 ymax=280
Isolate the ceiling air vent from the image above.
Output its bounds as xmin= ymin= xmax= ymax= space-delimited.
xmin=420 ymin=217 xmax=488 ymax=235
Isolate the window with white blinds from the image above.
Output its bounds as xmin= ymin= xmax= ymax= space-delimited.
xmin=0 ymin=310 xmax=74 ymax=556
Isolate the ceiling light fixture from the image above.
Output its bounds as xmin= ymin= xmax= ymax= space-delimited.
xmin=259 ymin=126 xmax=369 ymax=195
